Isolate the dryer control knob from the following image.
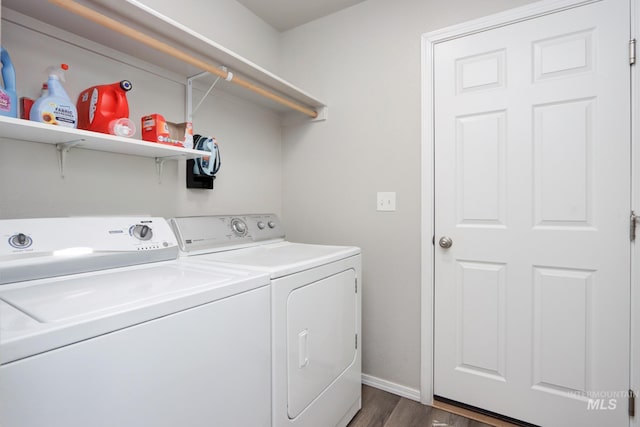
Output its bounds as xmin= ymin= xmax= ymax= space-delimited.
xmin=132 ymin=224 xmax=153 ymax=241
xmin=268 ymin=221 xmax=276 ymax=229
xmin=257 ymin=221 xmax=266 ymax=230
xmin=231 ymin=218 xmax=248 ymax=236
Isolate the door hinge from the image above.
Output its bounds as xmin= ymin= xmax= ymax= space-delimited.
xmin=631 ymin=39 xmax=636 ymax=65
xmin=630 ymin=389 xmax=635 ymax=417
xmin=631 ymin=211 xmax=638 ymax=241
xmin=355 ymin=333 xmax=358 ymax=349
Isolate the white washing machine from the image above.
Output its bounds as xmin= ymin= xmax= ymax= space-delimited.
xmin=0 ymin=217 xmax=272 ymax=427
xmin=170 ymin=214 xmax=362 ymax=427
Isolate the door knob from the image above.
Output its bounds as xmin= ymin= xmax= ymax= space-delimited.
xmin=439 ymin=236 xmax=453 ymax=248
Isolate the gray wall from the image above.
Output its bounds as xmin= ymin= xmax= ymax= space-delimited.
xmin=279 ymin=0 xmax=536 ymax=391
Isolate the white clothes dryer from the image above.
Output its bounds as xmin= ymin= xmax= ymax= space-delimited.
xmin=170 ymin=214 xmax=362 ymax=427
xmin=0 ymin=217 xmax=272 ymax=427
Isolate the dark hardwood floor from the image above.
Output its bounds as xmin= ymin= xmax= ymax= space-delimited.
xmin=348 ymin=385 xmax=495 ymax=427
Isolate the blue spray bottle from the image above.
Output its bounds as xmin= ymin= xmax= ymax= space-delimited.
xmin=0 ymin=47 xmax=18 ymax=118
xmin=30 ymin=64 xmax=77 ymax=128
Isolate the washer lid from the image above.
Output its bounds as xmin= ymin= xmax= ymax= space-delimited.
xmin=190 ymin=242 xmax=360 ymax=278
xmin=0 ymin=260 xmax=270 ymax=364
xmin=0 ymin=300 xmax=39 ymax=332
xmin=2 ymin=264 xmax=236 ymax=322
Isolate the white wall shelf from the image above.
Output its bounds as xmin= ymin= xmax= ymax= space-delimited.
xmin=0 ymin=0 xmax=326 ymax=181
xmin=2 ymin=0 xmax=327 ymax=119
xmin=0 ymin=116 xmax=208 ymax=178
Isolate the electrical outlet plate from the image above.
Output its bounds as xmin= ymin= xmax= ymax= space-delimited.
xmin=377 ymin=192 xmax=396 ymax=211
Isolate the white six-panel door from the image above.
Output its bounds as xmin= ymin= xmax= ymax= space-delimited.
xmin=433 ymin=1 xmax=631 ymax=426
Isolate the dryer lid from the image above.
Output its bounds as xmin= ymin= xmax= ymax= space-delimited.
xmin=189 ymin=241 xmax=360 ymax=278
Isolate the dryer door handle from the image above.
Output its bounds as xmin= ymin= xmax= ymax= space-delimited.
xmin=298 ymin=329 xmax=309 ymax=368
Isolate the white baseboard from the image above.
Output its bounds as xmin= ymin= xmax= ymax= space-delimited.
xmin=361 ymin=374 xmax=421 ymax=402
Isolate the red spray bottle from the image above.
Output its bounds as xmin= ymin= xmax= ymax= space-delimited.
xmin=77 ymin=80 xmax=132 ymax=134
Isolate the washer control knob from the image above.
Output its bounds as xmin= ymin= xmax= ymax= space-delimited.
xmin=268 ymin=221 xmax=276 ymax=229
xmin=132 ymin=224 xmax=153 ymax=241
xmin=9 ymin=233 xmax=32 ymax=249
xmin=257 ymin=221 xmax=266 ymax=230
xmin=231 ymin=218 xmax=248 ymax=236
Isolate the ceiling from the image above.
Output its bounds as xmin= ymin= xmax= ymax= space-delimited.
xmin=236 ymin=0 xmax=367 ymax=32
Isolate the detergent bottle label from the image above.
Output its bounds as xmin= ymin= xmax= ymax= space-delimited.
xmin=89 ymin=88 xmax=98 ymax=124
xmin=0 ymin=90 xmax=10 ymax=113
xmin=40 ymin=102 xmax=77 ymax=127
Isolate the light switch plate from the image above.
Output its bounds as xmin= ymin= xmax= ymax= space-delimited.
xmin=377 ymin=192 xmax=396 ymax=211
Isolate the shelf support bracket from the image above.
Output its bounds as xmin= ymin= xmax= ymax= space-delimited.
xmin=155 ymin=157 xmax=166 ymax=184
xmin=56 ymin=139 xmax=85 ymax=178
xmin=155 ymin=155 xmax=187 ymax=184
xmin=186 ymin=67 xmax=227 ymax=123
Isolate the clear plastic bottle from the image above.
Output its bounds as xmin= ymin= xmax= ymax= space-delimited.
xmin=30 ymin=64 xmax=77 ymax=128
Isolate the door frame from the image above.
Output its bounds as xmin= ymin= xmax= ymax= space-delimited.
xmin=632 ymin=1 xmax=639 ymax=426
xmin=419 ymin=0 xmax=636 ymax=417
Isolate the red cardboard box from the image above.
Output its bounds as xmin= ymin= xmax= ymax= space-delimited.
xmin=141 ymin=114 xmax=193 ymax=148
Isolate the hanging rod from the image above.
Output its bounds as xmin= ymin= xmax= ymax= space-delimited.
xmin=48 ymin=0 xmax=319 ymax=119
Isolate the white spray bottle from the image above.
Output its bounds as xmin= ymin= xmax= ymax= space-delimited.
xmin=30 ymin=64 xmax=77 ymax=128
